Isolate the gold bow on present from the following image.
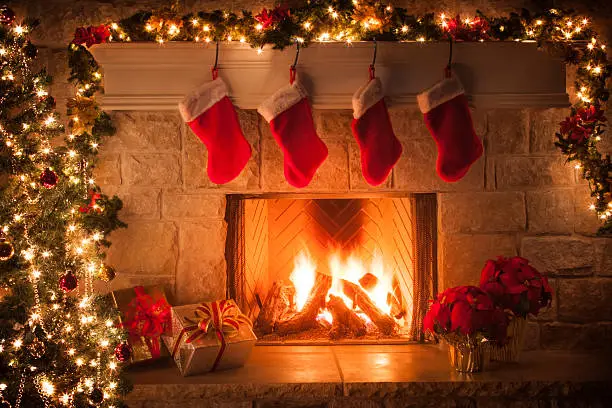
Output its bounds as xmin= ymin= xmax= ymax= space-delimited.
xmin=171 ymin=300 xmax=251 ymax=371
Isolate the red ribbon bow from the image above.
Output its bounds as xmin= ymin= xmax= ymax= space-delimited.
xmin=122 ymin=286 xmax=171 ymax=359
xmin=172 ymin=300 xmax=251 ymax=372
xmin=72 ymin=25 xmax=111 ymax=48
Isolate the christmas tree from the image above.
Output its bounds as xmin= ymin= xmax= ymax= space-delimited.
xmin=0 ymin=7 xmax=130 ymax=407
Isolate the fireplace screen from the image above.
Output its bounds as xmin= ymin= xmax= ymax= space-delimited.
xmin=225 ymin=194 xmax=437 ymax=344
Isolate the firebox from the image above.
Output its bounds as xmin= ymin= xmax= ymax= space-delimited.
xmin=225 ymin=194 xmax=437 ymax=344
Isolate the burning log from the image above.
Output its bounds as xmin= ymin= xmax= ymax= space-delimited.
xmin=342 ymin=280 xmax=397 ymax=335
xmin=327 ymin=295 xmax=366 ymax=339
xmin=276 ymin=274 xmax=332 ymax=335
xmin=255 ymin=281 xmax=294 ymax=335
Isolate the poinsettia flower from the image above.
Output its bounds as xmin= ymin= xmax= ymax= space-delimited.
xmin=577 ymin=105 xmax=606 ymax=125
xmin=71 ymin=25 xmax=111 ymax=48
xmin=255 ymin=5 xmax=290 ymax=29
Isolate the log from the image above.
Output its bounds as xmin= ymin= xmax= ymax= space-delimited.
xmin=276 ymin=274 xmax=331 ymax=335
xmin=254 ymin=281 xmax=294 ymax=335
xmin=327 ymin=294 xmax=366 ymax=339
xmin=342 ymin=280 xmax=397 ymax=335
xmin=358 ymin=273 xmax=379 ymax=291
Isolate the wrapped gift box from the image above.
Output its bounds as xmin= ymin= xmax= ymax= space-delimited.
xmin=110 ymin=285 xmax=172 ymax=363
xmin=162 ymin=300 xmax=256 ymax=376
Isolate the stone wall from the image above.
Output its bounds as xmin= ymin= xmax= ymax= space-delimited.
xmin=6 ymin=0 xmax=612 ymax=350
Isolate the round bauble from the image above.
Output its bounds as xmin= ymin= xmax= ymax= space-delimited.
xmin=40 ymin=168 xmax=58 ymax=189
xmin=98 ymin=265 xmax=116 ymax=282
xmin=0 ymin=238 xmax=14 ymax=261
xmin=59 ymin=270 xmax=78 ymax=293
xmin=28 ymin=337 xmax=46 ymax=359
xmin=0 ymin=5 xmax=15 ymax=25
xmin=88 ymin=388 xmax=104 ymax=405
xmin=114 ymin=341 xmax=131 ymax=362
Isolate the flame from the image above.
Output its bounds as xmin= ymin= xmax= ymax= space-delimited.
xmin=290 ymin=250 xmax=317 ymax=311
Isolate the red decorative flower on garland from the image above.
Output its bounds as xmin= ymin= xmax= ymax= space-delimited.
xmin=479 ymin=256 xmax=552 ymax=317
xmin=72 ymin=25 xmax=111 ymax=48
xmin=255 ymin=5 xmax=290 ymax=29
xmin=423 ymin=285 xmax=508 ymax=344
xmin=79 ymin=190 xmax=102 ymax=213
xmin=559 ymin=105 xmax=606 ymax=144
xmin=443 ymin=15 xmax=490 ymax=41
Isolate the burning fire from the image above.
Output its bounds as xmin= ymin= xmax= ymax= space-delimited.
xmin=291 ymin=248 xmax=400 ymax=327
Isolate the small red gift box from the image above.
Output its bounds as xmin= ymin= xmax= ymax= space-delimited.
xmin=110 ymin=285 xmax=172 ymax=363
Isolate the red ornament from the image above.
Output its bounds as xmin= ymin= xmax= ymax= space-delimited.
xmin=59 ymin=270 xmax=78 ymax=293
xmin=114 ymin=341 xmax=132 ymax=362
xmin=40 ymin=168 xmax=58 ymax=189
xmin=0 ymin=5 xmax=15 ymax=25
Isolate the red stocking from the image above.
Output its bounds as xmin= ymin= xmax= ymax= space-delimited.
xmin=417 ymin=75 xmax=483 ymax=182
xmin=258 ymin=74 xmax=328 ymax=188
xmin=179 ymin=78 xmax=252 ymax=184
xmin=351 ymin=75 xmax=402 ymax=186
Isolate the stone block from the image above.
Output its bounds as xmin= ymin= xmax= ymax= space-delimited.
xmin=574 ymin=185 xmax=604 ymax=235
xmin=440 ymin=233 xmax=517 ymax=289
xmin=485 ymin=109 xmax=529 ymax=155
xmin=124 ymin=153 xmax=181 ymax=186
xmin=526 ymin=189 xmax=574 ymax=234
xmin=117 ymin=188 xmax=161 ymax=220
xmin=393 ymin=138 xmax=484 ymax=192
xmin=313 ymin=110 xmax=353 ymax=140
xmin=184 ymin=110 xmax=260 ymax=190
xmin=522 ymin=321 xmax=540 ymax=350
xmin=521 ymin=237 xmax=595 ymax=276
xmin=495 ymin=156 xmax=574 ymax=190
xmin=387 ymin=106 xmax=431 ymax=140
xmin=163 ymin=194 xmax=225 ymax=220
xmin=106 ymin=112 xmax=182 ymax=151
xmin=557 ymin=278 xmax=612 ymax=322
xmin=106 ymin=221 xmax=178 ymax=276
xmin=595 ymin=238 xmax=612 ymax=276
xmin=175 ymin=221 xmax=228 ymax=304
xmin=261 ymin=126 xmax=349 ymax=192
xmin=439 ymin=192 xmax=526 ymax=233
xmin=529 ymin=108 xmax=567 ymax=153
xmin=540 ymin=322 xmax=612 ymax=350
xmin=534 ymin=278 xmax=557 ymax=322
xmin=94 ymin=154 xmax=122 ymax=186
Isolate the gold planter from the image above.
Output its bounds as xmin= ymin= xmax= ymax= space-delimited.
xmin=447 ymin=342 xmax=489 ymax=373
xmin=490 ymin=317 xmax=527 ymax=363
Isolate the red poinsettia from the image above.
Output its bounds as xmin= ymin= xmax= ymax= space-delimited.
xmin=559 ymin=105 xmax=606 ymax=144
xmin=479 ymin=256 xmax=552 ymax=317
xmin=255 ymin=4 xmax=290 ymax=29
xmin=423 ymin=285 xmax=508 ymax=344
xmin=443 ymin=15 xmax=490 ymax=41
xmin=72 ymin=25 xmax=111 ymax=48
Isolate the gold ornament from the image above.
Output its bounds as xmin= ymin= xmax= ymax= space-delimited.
xmin=98 ymin=264 xmax=116 ymax=282
xmin=0 ymin=236 xmax=14 ymax=261
xmin=28 ymin=337 xmax=46 ymax=359
xmin=66 ymin=95 xmax=98 ymax=135
xmin=352 ymin=1 xmax=392 ymax=32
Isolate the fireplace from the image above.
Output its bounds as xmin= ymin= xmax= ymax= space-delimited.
xmin=224 ymin=194 xmax=437 ymax=343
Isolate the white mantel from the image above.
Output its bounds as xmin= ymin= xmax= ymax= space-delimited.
xmin=91 ymin=42 xmax=568 ymax=111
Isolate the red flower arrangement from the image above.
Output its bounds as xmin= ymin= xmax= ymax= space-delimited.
xmin=423 ymin=285 xmax=508 ymax=345
xmin=443 ymin=15 xmax=490 ymax=41
xmin=255 ymin=5 xmax=290 ymax=29
xmin=559 ymin=105 xmax=606 ymax=144
xmin=479 ymin=256 xmax=552 ymax=317
xmin=71 ymin=25 xmax=111 ymax=48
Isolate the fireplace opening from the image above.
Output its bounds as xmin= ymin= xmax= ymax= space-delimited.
xmin=225 ymin=194 xmax=437 ymax=344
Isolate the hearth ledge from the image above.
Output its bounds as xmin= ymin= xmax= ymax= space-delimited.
xmin=125 ymin=345 xmax=612 ymax=408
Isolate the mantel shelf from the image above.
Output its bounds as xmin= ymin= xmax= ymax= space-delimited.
xmin=91 ymin=42 xmax=569 ymax=111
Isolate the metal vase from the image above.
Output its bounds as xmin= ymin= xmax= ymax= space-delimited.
xmin=490 ymin=317 xmax=527 ymax=363
xmin=447 ymin=342 xmax=489 ymax=373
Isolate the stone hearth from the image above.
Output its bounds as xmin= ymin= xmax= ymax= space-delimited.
xmin=125 ymin=345 xmax=612 ymax=407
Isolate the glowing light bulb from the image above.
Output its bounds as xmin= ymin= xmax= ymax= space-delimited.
xmin=401 ymin=25 xmax=408 ymax=33
xmin=255 ymin=23 xmax=263 ymax=31
xmin=75 ymin=358 xmax=84 ymax=366
xmin=40 ymin=380 xmax=55 ymax=396
xmin=44 ymin=116 xmax=56 ymax=126
xmin=417 ymin=36 xmax=425 ymax=42
xmin=14 ymin=26 xmax=25 ymax=35
xmin=109 ymin=362 xmax=117 ymax=370
xmin=303 ymin=22 xmax=311 ymax=30
xmin=191 ymin=19 xmax=199 ymax=26
xmin=13 ymin=339 xmax=22 ymax=349
xmin=257 ymin=48 xmax=263 ymax=55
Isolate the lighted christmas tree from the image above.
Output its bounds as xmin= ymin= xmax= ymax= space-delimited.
xmin=0 ymin=7 xmax=130 ymax=407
